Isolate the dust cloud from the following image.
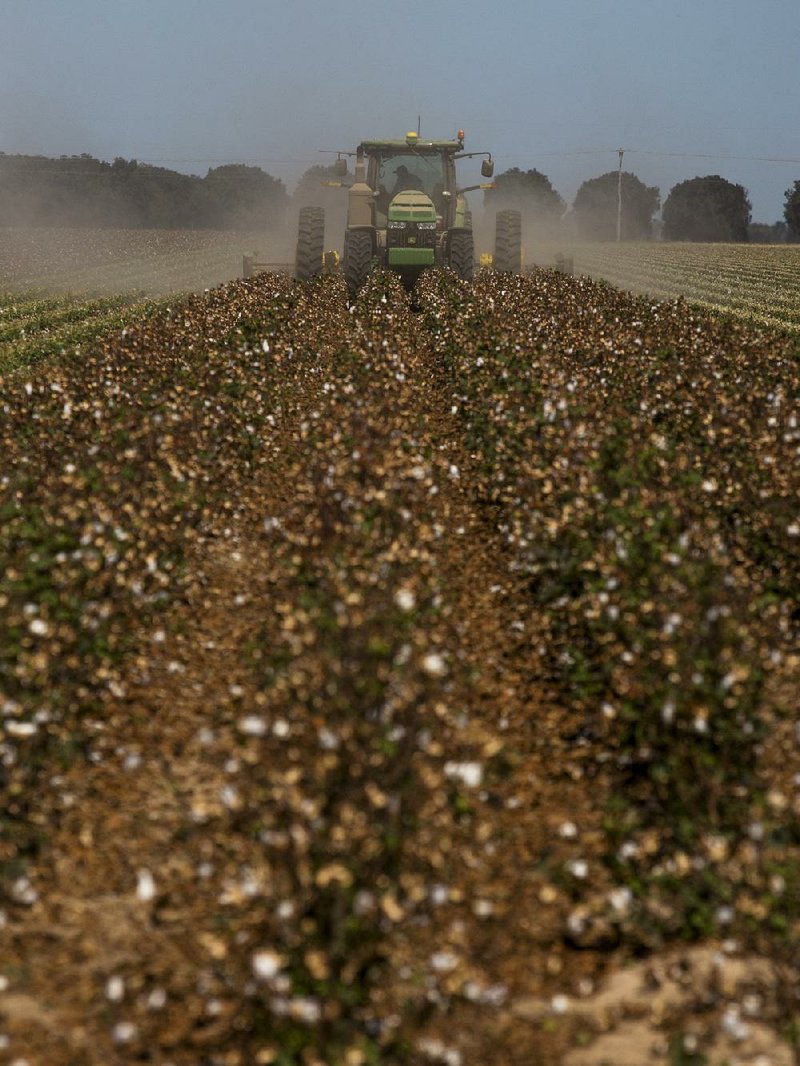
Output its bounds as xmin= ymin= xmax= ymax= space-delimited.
xmin=0 ymin=153 xmax=295 ymax=296
xmin=0 ymin=226 xmax=294 ymax=298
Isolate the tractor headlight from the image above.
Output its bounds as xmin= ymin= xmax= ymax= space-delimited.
xmin=416 ymin=222 xmax=437 ymax=230
xmin=387 ymin=221 xmax=407 ymax=229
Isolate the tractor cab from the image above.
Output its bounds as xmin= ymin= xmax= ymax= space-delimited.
xmin=368 ymin=145 xmax=453 ymax=228
xmin=361 ymin=132 xmax=463 ymax=232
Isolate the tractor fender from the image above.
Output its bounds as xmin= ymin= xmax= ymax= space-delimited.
xmin=347 ymin=182 xmax=375 ymax=228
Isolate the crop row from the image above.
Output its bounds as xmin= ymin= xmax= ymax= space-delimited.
xmin=0 ymin=271 xmax=502 ymax=1062
xmin=0 ymin=277 xmax=303 ymax=862
xmin=0 ymin=294 xmax=140 ymax=340
xmin=418 ymin=267 xmax=800 ymax=946
xmin=0 ymin=294 xmax=167 ymax=372
xmin=527 ymin=242 xmax=800 ymax=332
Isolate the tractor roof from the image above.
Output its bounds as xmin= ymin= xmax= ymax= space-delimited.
xmin=359 ymin=138 xmax=463 ymax=154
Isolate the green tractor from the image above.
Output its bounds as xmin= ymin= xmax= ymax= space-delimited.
xmin=294 ymin=130 xmax=522 ymax=293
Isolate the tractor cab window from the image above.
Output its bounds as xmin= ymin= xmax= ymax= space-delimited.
xmin=373 ymin=152 xmax=448 ymax=220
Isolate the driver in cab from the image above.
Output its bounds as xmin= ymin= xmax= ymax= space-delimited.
xmin=390 ymin=164 xmax=423 ymax=196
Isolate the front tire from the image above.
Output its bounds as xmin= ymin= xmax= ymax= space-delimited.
xmin=343 ymin=228 xmax=373 ymax=296
xmin=448 ymin=229 xmax=474 ymax=281
xmin=295 ymin=206 xmax=325 ymax=280
xmin=495 ymin=209 xmax=522 ymax=274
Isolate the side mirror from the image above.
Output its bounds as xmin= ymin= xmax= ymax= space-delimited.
xmin=481 ymin=158 xmax=494 ymax=178
xmin=334 ymin=158 xmax=348 ymax=177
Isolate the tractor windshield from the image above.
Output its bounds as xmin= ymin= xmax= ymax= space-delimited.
xmin=375 ymin=151 xmax=447 ymax=205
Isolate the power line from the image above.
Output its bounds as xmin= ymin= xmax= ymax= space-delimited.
xmin=630 ymin=149 xmax=800 ymax=165
xmin=139 ymin=157 xmax=309 ymax=165
xmin=510 ymin=147 xmax=800 ymax=165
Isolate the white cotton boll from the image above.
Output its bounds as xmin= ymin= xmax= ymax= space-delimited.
xmin=106 ymin=975 xmax=125 ymax=1002
xmin=318 ymin=728 xmax=339 ymax=750
xmin=422 ymin=652 xmax=447 ymax=677
xmin=6 ymin=722 xmax=37 ymax=738
xmin=136 ymin=869 xmax=156 ymax=902
xmin=252 ymin=949 xmax=283 ymax=981
xmin=147 ymin=988 xmax=167 ymax=1010
xmin=112 ymin=1022 xmax=138 ymax=1044
xmin=289 ymin=997 xmax=321 ymax=1022
xmin=394 ymin=588 xmax=416 ymax=611
xmin=444 ymin=762 xmax=483 ymax=788
xmin=608 ymin=887 xmax=632 ymax=912
xmin=11 ymin=878 xmax=37 ymax=905
xmin=721 ymin=1007 xmax=750 ymax=1042
xmin=238 ymin=716 xmax=268 ymax=737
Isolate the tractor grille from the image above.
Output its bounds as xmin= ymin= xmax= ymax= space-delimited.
xmin=387 ymin=222 xmax=438 ymax=250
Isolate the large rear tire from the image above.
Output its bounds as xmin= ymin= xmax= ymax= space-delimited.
xmin=495 ymin=209 xmax=522 ymax=274
xmin=343 ymin=228 xmax=373 ymax=296
xmin=295 ymin=206 xmax=325 ymax=280
xmin=448 ymin=229 xmax=474 ymax=281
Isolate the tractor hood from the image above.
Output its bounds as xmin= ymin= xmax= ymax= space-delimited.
xmin=388 ymin=190 xmax=437 ymax=224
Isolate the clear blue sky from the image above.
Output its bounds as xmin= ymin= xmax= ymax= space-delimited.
xmin=1 ymin=0 xmax=797 ymax=221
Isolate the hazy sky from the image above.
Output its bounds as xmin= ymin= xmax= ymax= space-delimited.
xmin=1 ymin=0 xmax=797 ymax=221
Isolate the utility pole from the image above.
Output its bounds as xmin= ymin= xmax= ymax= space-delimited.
xmin=616 ymin=148 xmax=625 ymax=243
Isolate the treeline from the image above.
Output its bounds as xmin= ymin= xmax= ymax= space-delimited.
xmin=483 ymin=166 xmax=800 ymax=243
xmin=0 ymin=154 xmax=288 ymax=230
xmin=4 ymin=151 xmax=799 ymax=243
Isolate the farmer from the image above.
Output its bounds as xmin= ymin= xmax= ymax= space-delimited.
xmin=391 ymin=164 xmax=422 ymax=196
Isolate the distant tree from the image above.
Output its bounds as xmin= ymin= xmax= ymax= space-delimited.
xmin=571 ymin=171 xmax=660 ymax=240
xmin=784 ymin=180 xmax=800 ymax=240
xmin=203 ymin=164 xmax=287 ymax=230
xmin=0 ymin=153 xmax=288 ymax=230
xmin=663 ymin=176 xmax=751 ymax=242
xmin=110 ymin=160 xmax=206 ymax=228
xmin=484 ymin=167 xmax=565 ymax=219
xmin=748 ymin=220 xmax=790 ymax=244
